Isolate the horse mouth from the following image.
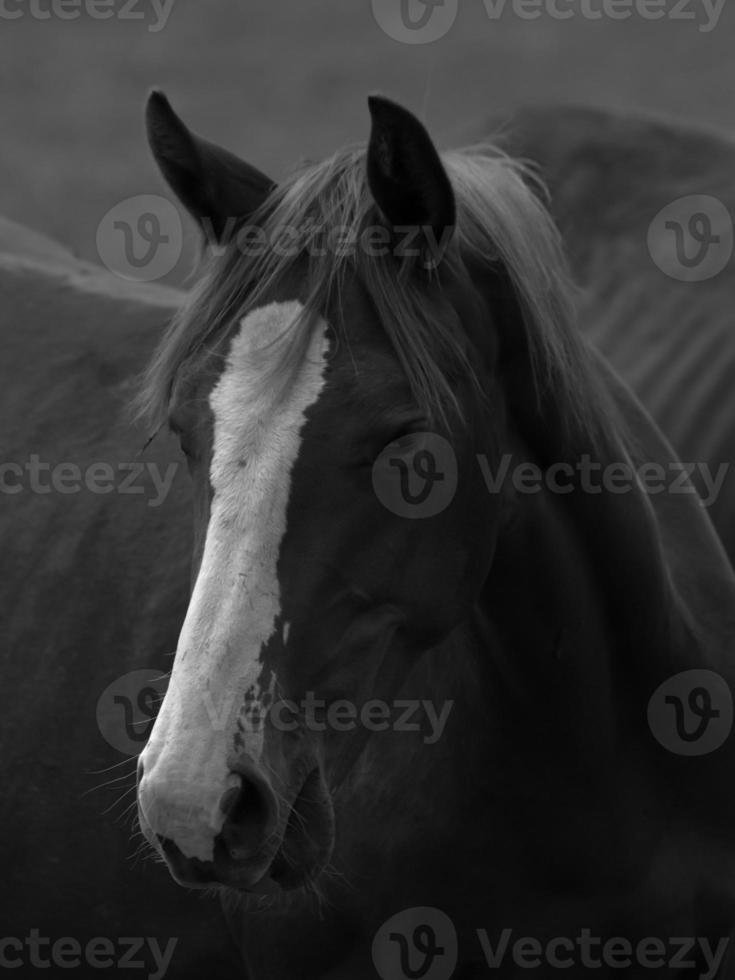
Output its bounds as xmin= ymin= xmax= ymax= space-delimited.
xmin=268 ymin=766 xmax=335 ymax=890
xmin=143 ymin=766 xmax=334 ymax=899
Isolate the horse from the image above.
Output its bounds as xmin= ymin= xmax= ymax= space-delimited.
xmin=498 ymin=105 xmax=735 ymax=566
xmin=0 ymin=239 xmax=246 ymax=977
xmin=135 ymin=90 xmax=735 ymax=979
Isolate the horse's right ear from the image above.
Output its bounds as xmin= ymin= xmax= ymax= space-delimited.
xmin=145 ymin=91 xmax=276 ymax=243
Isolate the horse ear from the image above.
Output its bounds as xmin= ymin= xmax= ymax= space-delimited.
xmin=145 ymin=90 xmax=276 ymax=243
xmin=366 ymin=95 xmax=455 ymax=245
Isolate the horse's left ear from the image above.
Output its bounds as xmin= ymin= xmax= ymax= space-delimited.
xmin=145 ymin=90 xmax=276 ymax=243
xmin=366 ymin=95 xmax=456 ymax=245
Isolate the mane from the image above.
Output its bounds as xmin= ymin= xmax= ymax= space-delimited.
xmin=135 ymin=138 xmax=608 ymax=445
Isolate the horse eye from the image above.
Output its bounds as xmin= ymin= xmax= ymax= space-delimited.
xmin=385 ymin=418 xmax=427 ymax=447
xmin=386 ymin=428 xmax=415 ymax=447
xmin=180 ymin=439 xmax=199 ymax=462
xmin=173 ymin=433 xmax=195 ymax=461
xmin=168 ymin=419 xmax=195 ymax=461
xmin=355 ymin=427 xmax=416 ymax=470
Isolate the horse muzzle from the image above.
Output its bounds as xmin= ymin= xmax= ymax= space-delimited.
xmin=137 ymin=752 xmax=334 ymax=894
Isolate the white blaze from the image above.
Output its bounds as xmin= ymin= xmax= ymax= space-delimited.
xmin=138 ymin=301 xmax=329 ymax=861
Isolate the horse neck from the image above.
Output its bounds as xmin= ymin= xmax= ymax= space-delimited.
xmin=483 ymin=427 xmax=673 ymax=704
xmin=340 ymin=353 xmax=735 ymax=918
xmin=347 ymin=401 xmax=675 ymax=809
xmin=386 ymin=359 xmax=688 ymax=803
xmin=475 ymin=358 xmax=686 ymax=748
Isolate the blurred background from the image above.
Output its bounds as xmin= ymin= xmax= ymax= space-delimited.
xmin=1 ymin=0 xmax=731 ymax=284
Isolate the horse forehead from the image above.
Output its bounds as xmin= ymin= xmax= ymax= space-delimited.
xmin=172 ymin=300 xmax=329 ymax=714
xmin=208 ymin=300 xmax=328 ymax=461
xmin=207 ymin=301 xmax=329 ymax=568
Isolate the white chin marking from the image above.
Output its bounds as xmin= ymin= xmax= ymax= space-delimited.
xmin=139 ymin=300 xmax=329 ymax=862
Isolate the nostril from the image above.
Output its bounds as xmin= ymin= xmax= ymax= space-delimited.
xmin=136 ymin=757 xmax=144 ymax=783
xmin=219 ymin=774 xmax=276 ymax=862
xmin=228 ymin=778 xmax=265 ymax=825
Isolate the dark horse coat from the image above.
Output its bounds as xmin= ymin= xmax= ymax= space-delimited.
xmin=5 ymin=103 xmax=735 ymax=978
